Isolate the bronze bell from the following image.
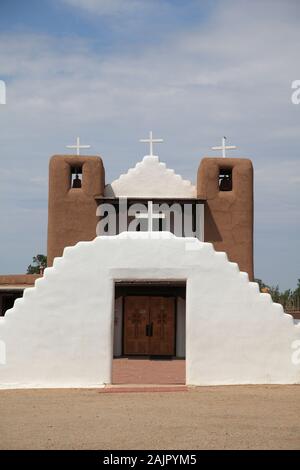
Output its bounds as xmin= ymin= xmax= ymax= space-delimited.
xmin=72 ymin=174 xmax=82 ymax=189
xmin=219 ymin=175 xmax=232 ymax=191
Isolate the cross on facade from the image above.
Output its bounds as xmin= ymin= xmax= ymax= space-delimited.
xmin=211 ymin=136 xmax=236 ymax=158
xmin=140 ymin=131 xmax=163 ymax=156
xmin=135 ymin=201 xmax=165 ymax=232
xmin=66 ymin=136 xmax=91 ymax=156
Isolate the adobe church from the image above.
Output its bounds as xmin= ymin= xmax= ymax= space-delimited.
xmin=0 ymin=136 xmax=299 ymax=388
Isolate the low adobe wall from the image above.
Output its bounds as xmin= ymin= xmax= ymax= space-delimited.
xmin=0 ymin=275 xmax=41 ymax=287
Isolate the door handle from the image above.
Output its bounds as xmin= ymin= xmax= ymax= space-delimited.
xmin=146 ymin=323 xmax=153 ymax=337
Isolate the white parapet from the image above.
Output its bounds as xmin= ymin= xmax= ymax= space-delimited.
xmin=105 ymin=155 xmax=196 ymax=198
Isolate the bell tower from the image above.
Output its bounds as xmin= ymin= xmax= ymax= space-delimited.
xmin=197 ymin=158 xmax=254 ymax=279
xmin=47 ymin=155 xmax=105 ymax=266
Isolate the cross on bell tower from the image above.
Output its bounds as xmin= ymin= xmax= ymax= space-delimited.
xmin=66 ymin=136 xmax=91 ymax=156
xmin=211 ymin=136 xmax=237 ymax=158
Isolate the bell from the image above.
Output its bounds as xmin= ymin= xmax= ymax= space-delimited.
xmin=219 ymin=175 xmax=232 ymax=191
xmin=72 ymin=174 xmax=82 ymax=188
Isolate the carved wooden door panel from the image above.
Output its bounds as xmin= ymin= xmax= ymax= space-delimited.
xmin=149 ymin=297 xmax=175 ymax=356
xmin=124 ymin=296 xmax=150 ymax=355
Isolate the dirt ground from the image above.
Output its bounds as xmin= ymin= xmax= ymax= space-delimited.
xmin=0 ymin=385 xmax=300 ymax=450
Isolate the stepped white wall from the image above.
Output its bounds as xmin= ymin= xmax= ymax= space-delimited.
xmin=0 ymin=232 xmax=299 ymax=388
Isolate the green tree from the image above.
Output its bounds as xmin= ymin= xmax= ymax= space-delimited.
xmin=254 ymin=278 xmax=268 ymax=291
xmin=255 ymin=277 xmax=300 ymax=308
xmin=293 ymin=279 xmax=300 ymax=298
xmin=27 ymin=254 xmax=47 ymax=274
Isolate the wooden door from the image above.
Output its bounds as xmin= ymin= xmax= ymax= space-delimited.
xmin=149 ymin=297 xmax=175 ymax=356
xmin=123 ymin=296 xmax=150 ymax=355
xmin=123 ymin=296 xmax=175 ymax=356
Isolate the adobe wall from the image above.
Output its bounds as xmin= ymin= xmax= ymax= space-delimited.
xmin=0 ymin=275 xmax=41 ymax=286
xmin=197 ymin=158 xmax=254 ymax=279
xmin=47 ymin=155 xmax=105 ymax=266
xmin=0 ymin=233 xmax=299 ymax=388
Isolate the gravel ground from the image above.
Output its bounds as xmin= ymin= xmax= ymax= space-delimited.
xmin=0 ymin=385 xmax=300 ymax=450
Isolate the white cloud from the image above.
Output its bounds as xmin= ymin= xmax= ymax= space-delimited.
xmin=61 ymin=0 xmax=150 ymax=16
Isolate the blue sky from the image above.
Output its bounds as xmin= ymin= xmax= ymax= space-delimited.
xmin=0 ymin=0 xmax=299 ymax=289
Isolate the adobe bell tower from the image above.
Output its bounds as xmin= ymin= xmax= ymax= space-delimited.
xmin=47 ymin=155 xmax=105 ymax=266
xmin=197 ymin=158 xmax=254 ymax=280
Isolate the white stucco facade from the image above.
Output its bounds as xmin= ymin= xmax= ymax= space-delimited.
xmin=0 ymin=232 xmax=299 ymax=389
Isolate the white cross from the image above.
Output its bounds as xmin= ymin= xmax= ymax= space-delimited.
xmin=211 ymin=136 xmax=236 ymax=158
xmin=135 ymin=201 xmax=165 ymax=232
xmin=139 ymin=131 xmax=163 ymax=156
xmin=66 ymin=136 xmax=91 ymax=156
